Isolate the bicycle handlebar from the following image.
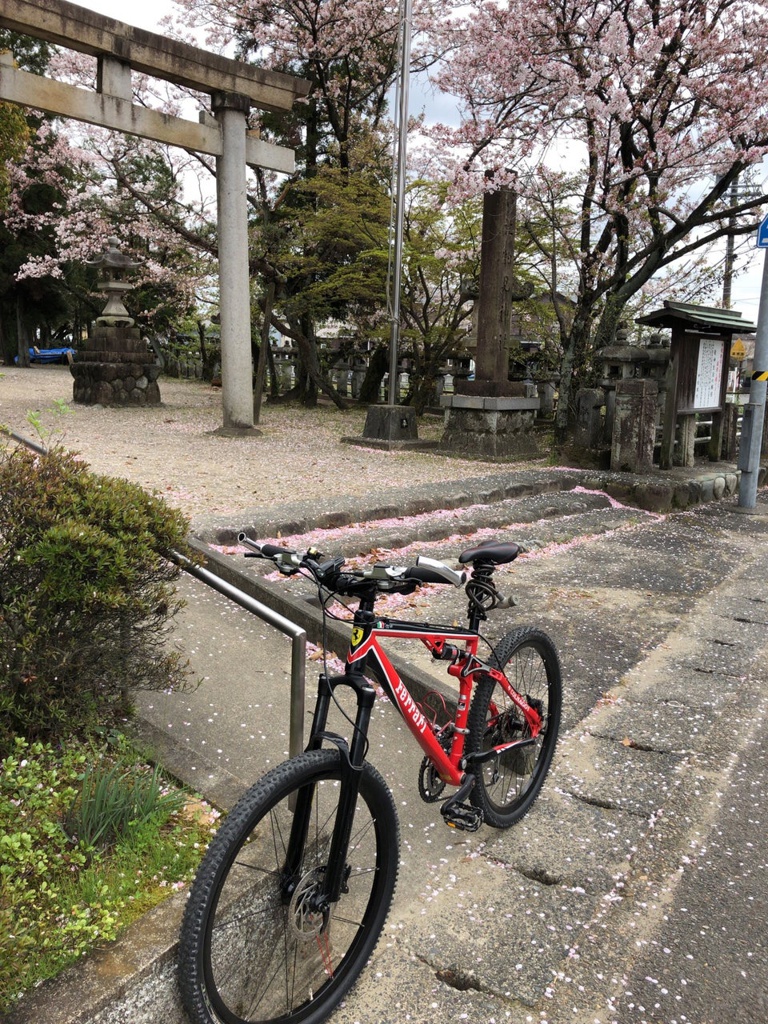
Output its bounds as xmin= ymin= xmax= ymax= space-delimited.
xmin=237 ymin=534 xmax=466 ymax=593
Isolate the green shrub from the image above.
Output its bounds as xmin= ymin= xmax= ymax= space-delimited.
xmin=0 ymin=736 xmax=219 ymax=1010
xmin=0 ymin=444 xmax=194 ymax=754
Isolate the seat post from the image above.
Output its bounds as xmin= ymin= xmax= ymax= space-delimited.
xmin=465 ymin=562 xmax=496 ymax=632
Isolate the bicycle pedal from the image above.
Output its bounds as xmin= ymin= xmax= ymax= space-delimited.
xmin=441 ymin=801 xmax=483 ymax=833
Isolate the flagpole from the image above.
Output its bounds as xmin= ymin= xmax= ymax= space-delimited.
xmin=387 ymin=0 xmax=412 ymax=407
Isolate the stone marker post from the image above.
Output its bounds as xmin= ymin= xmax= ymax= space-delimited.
xmin=440 ymin=186 xmax=540 ymax=458
xmin=611 ymin=378 xmax=658 ymax=473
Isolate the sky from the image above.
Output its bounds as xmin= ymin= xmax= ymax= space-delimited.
xmin=75 ymin=0 xmax=170 ymax=32
xmin=64 ymin=0 xmax=768 ymax=324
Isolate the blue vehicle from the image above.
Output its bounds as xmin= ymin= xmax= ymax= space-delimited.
xmin=15 ymin=346 xmax=75 ymax=365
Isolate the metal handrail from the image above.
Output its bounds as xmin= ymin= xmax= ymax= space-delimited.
xmin=0 ymin=424 xmax=48 ymax=454
xmin=170 ymin=549 xmax=307 ymax=760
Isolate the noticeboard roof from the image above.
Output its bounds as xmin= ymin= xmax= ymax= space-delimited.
xmin=636 ymin=300 xmax=757 ymax=335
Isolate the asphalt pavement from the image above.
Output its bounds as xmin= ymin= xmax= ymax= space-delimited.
xmin=9 ymin=466 xmax=768 ymax=1024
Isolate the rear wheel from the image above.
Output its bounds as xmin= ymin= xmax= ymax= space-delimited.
xmin=466 ymin=627 xmax=562 ymax=828
xmin=178 ymin=749 xmax=399 ymax=1024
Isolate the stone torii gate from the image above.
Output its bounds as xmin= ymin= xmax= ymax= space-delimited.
xmin=0 ymin=0 xmax=309 ymax=431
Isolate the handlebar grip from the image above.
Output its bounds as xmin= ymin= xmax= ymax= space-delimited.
xmin=237 ymin=533 xmax=296 ymax=559
xmin=260 ymin=542 xmax=297 ymax=558
xmin=403 ymin=565 xmax=460 ymax=585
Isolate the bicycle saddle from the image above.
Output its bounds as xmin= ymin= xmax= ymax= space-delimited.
xmin=458 ymin=541 xmax=521 ymax=566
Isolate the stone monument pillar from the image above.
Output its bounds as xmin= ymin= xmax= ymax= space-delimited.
xmin=70 ymin=237 xmax=161 ymax=406
xmin=611 ymin=378 xmax=659 ymax=472
xmin=440 ymin=187 xmax=540 ymax=458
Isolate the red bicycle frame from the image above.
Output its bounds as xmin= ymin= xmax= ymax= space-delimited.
xmin=345 ymin=613 xmax=543 ymax=787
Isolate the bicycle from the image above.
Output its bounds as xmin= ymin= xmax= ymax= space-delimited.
xmin=178 ymin=537 xmax=562 ymax=1024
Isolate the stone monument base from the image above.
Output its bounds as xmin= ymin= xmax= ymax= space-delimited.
xmin=440 ymin=393 xmax=541 ymax=459
xmin=362 ymin=405 xmax=418 ymax=442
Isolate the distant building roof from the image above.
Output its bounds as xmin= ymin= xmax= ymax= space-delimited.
xmin=636 ymin=300 xmax=757 ymax=334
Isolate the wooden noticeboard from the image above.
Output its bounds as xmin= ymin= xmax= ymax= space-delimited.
xmin=636 ymin=300 xmax=757 ymax=470
xmin=674 ymin=333 xmax=729 ymax=415
xmin=659 ymin=330 xmax=733 ymax=468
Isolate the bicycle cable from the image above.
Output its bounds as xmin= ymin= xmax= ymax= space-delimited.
xmin=316 ymin=580 xmax=370 ymax=766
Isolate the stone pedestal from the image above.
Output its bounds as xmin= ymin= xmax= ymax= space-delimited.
xmin=362 ymin=405 xmax=418 ymax=442
xmin=71 ymin=325 xmax=161 ymax=406
xmin=440 ymin=393 xmax=540 ymax=459
xmin=610 ymin=379 xmax=658 ymax=472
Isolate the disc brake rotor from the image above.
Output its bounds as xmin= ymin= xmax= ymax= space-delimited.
xmin=288 ymin=868 xmax=329 ymax=940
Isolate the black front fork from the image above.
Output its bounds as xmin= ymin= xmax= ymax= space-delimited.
xmin=284 ymin=668 xmax=377 ymax=907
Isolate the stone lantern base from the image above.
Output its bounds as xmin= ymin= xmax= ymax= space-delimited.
xmin=70 ymin=325 xmax=161 ymax=406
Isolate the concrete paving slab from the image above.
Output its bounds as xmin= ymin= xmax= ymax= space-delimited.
xmin=331 ymin=941 xmax=513 ymax=1024
xmin=584 ymin=698 xmax=720 ymax=754
xmin=557 ymin=733 xmax=685 ymax=817
xmin=404 ymin=870 xmax=595 ymax=1009
xmin=474 ymin=789 xmax=647 ymax=895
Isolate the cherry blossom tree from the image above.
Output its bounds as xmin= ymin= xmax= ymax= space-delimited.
xmin=164 ymin=0 xmax=409 ymax=405
xmin=430 ymin=0 xmax=768 ymax=437
xmin=0 ymin=123 xmax=101 ymax=363
xmin=173 ymin=0 xmax=403 ymax=168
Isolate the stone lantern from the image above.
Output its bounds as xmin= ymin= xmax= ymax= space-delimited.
xmin=70 ymin=237 xmax=161 ymax=406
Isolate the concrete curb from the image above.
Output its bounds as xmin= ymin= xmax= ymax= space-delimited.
xmin=192 ymin=463 xmax=759 ymax=544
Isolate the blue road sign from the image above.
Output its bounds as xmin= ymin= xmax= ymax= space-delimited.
xmin=758 ymin=215 xmax=768 ymax=247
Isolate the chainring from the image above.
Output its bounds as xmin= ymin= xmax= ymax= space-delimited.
xmin=417 ymin=725 xmax=454 ymax=803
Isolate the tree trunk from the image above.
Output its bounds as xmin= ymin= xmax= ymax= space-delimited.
xmin=554 ymin=311 xmax=592 ymax=444
xmin=267 ymin=340 xmax=280 ymax=398
xmin=16 ymin=297 xmax=30 ymax=368
xmin=197 ymin=321 xmax=217 ymax=381
xmin=253 ymin=280 xmax=275 ymax=425
xmin=359 ymin=344 xmax=388 ymax=403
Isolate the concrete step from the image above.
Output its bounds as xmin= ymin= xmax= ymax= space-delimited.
xmin=198 ymin=463 xmax=749 ymax=545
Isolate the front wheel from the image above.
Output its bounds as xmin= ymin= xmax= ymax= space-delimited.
xmin=178 ymin=749 xmax=399 ymax=1024
xmin=466 ymin=626 xmax=562 ymax=829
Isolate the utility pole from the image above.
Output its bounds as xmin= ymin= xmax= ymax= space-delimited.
xmin=387 ymin=0 xmax=412 ymax=407
xmin=359 ymin=0 xmax=418 ymax=445
xmin=722 ymin=181 xmax=737 ymax=309
xmin=737 ymin=215 xmax=768 ymax=508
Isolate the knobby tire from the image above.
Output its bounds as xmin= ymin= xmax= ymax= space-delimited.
xmin=178 ymin=749 xmax=399 ymax=1024
xmin=466 ymin=626 xmax=562 ymax=828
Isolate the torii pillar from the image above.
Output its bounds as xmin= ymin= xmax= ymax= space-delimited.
xmin=213 ymin=92 xmax=253 ymax=432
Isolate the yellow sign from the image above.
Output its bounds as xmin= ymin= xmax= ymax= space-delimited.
xmin=731 ymin=338 xmax=747 ymax=361
xmin=350 ymin=626 xmax=364 ymax=648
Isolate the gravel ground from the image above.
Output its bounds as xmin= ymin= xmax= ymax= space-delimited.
xmin=0 ymin=364 xmax=542 ymax=526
